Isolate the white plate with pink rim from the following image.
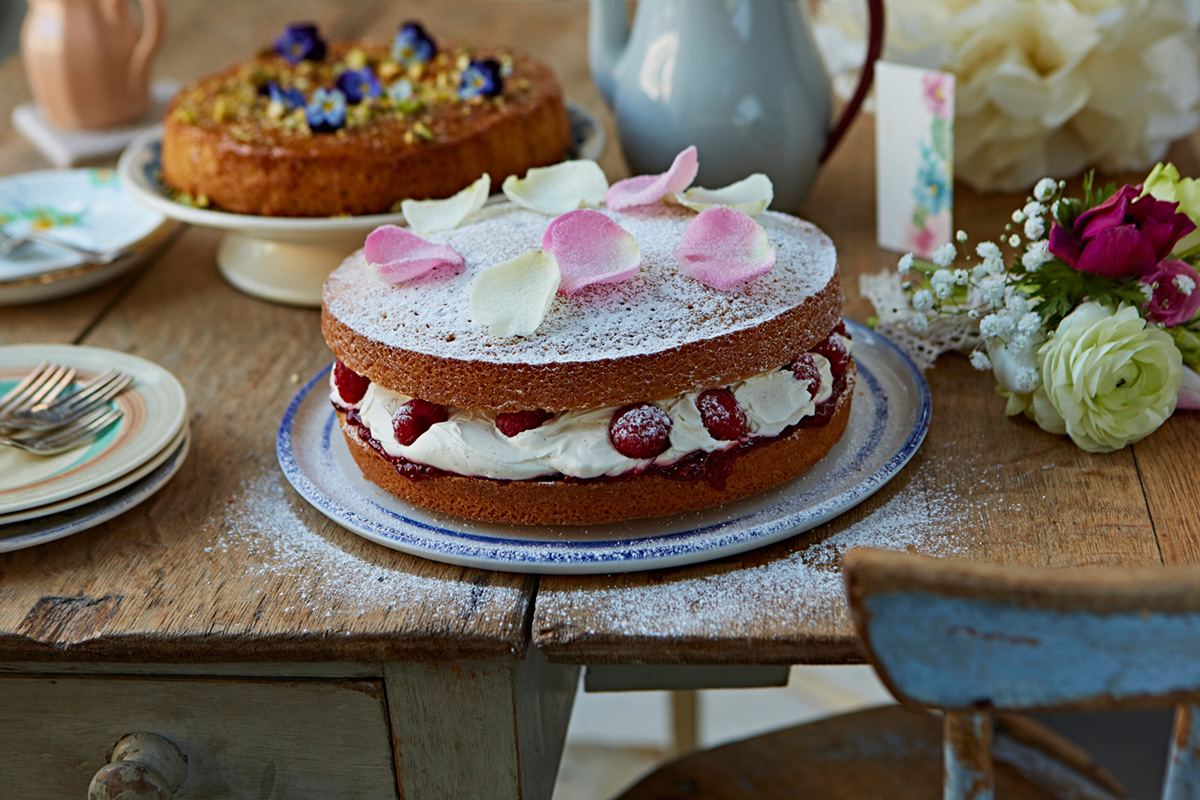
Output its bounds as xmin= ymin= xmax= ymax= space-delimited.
xmin=117 ymin=103 xmax=605 ymax=308
xmin=276 ymin=321 xmax=931 ymax=574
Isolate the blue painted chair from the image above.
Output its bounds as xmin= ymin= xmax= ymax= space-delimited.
xmin=618 ymin=549 xmax=1200 ymax=800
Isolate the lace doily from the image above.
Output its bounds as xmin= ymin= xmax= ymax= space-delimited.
xmin=859 ymin=271 xmax=980 ymax=371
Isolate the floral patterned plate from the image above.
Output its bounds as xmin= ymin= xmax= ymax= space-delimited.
xmin=0 ymin=168 xmax=176 ymax=304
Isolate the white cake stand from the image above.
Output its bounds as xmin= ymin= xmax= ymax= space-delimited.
xmin=117 ymin=104 xmax=605 ymax=308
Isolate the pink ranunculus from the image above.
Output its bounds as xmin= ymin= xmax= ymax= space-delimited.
xmin=1048 ymin=185 xmax=1197 ymax=280
xmin=1143 ymin=259 xmax=1200 ymax=327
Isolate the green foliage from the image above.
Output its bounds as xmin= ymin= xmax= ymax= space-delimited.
xmin=1171 ymin=324 xmax=1200 ymax=368
xmin=1017 ymin=258 xmax=1146 ymax=332
xmin=1081 ymin=171 xmax=1118 ymax=211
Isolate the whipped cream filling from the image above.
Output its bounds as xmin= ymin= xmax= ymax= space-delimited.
xmin=331 ymin=348 xmax=846 ymax=481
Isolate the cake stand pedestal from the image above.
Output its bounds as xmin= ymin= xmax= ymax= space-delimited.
xmin=216 ymin=231 xmax=367 ymax=307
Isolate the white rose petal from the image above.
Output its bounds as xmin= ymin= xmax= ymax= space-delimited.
xmin=469 ymin=250 xmax=561 ymax=337
xmin=668 ymin=173 xmax=774 ymax=216
xmin=502 ymin=161 xmax=609 ymax=216
xmin=401 ymin=174 xmax=491 ymax=236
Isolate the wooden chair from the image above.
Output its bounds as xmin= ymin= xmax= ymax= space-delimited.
xmin=617 ymin=549 xmax=1200 ymax=800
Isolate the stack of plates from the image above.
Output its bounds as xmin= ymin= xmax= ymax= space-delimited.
xmin=0 ymin=344 xmax=189 ymax=552
xmin=0 ymin=168 xmax=176 ymax=306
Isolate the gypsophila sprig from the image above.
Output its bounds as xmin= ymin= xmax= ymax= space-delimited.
xmin=886 ymin=165 xmax=1200 ymax=453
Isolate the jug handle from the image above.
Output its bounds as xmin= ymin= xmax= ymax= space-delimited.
xmin=127 ymin=0 xmax=165 ymax=92
xmin=819 ymin=0 xmax=885 ymax=164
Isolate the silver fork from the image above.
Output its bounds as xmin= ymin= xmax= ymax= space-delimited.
xmin=1 ymin=370 xmax=131 ymax=433
xmin=0 ymin=229 xmax=134 ymax=264
xmin=0 ymin=405 xmax=123 ymax=455
xmin=0 ymin=363 xmax=77 ymax=419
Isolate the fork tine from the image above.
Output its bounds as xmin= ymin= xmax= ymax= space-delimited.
xmin=50 ymin=374 xmax=132 ymax=421
xmin=44 ymin=369 xmax=122 ymax=411
xmin=0 ymin=362 xmax=52 ymax=416
xmin=38 ymin=407 xmax=122 ymax=449
xmin=28 ymin=366 xmax=77 ymax=408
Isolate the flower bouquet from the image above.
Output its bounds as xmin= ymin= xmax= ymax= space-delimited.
xmin=892 ymin=163 xmax=1200 ymax=452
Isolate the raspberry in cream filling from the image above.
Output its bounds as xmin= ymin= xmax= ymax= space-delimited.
xmin=329 ymin=333 xmax=850 ymax=485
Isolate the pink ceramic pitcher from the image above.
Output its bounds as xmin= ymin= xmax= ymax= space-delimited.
xmin=21 ymin=0 xmax=164 ymax=129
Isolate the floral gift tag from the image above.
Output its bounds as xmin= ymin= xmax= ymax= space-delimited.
xmin=875 ymin=62 xmax=955 ymax=259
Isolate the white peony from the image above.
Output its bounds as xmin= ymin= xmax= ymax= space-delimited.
xmin=816 ymin=0 xmax=1200 ymax=191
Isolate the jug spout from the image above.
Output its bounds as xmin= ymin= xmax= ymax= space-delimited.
xmin=588 ymin=0 xmax=629 ymax=108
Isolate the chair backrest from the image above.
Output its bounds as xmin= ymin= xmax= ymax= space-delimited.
xmin=842 ymin=549 xmax=1200 ymax=800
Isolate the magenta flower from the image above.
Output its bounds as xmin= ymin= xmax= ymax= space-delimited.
xmin=1143 ymin=259 xmax=1200 ymax=326
xmin=1048 ymin=185 xmax=1197 ymax=280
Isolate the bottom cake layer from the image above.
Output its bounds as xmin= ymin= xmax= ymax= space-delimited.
xmin=336 ymin=367 xmax=855 ymax=526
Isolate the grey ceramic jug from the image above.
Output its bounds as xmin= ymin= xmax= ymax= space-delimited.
xmin=590 ymin=0 xmax=884 ymax=211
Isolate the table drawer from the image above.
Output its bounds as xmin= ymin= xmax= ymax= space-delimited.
xmin=0 ymin=675 xmax=397 ymax=799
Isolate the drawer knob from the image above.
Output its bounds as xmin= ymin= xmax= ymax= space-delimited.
xmin=88 ymin=733 xmax=188 ymax=800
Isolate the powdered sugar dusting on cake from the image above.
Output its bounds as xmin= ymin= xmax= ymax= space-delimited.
xmin=324 ymin=204 xmax=837 ymax=366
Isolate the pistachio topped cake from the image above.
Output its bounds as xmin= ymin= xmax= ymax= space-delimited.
xmin=162 ymin=22 xmax=571 ymax=217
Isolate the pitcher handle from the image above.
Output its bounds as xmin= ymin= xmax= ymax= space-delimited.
xmin=819 ymin=0 xmax=885 ymax=164
xmin=127 ymin=0 xmax=165 ymax=92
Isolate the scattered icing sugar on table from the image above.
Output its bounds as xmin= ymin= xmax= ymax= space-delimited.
xmin=204 ymin=473 xmax=525 ymax=622
xmin=533 ymin=441 xmax=1021 ymax=642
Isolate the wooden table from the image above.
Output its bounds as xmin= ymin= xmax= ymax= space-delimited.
xmin=1 ymin=2 xmax=1199 ymax=798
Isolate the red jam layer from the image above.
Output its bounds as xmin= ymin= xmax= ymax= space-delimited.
xmin=341 ymin=374 xmax=848 ymax=491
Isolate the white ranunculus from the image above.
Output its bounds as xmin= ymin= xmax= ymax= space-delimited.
xmin=1035 ymin=303 xmax=1182 ymax=452
xmin=816 ymin=0 xmax=1200 ymax=191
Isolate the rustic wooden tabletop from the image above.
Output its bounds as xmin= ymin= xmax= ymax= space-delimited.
xmin=1 ymin=0 xmax=1198 ymax=669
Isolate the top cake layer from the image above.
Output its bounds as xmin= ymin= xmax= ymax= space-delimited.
xmin=322 ymin=203 xmax=842 ymax=411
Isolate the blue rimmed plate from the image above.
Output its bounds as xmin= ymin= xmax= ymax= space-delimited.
xmin=276 ymin=321 xmax=931 ymax=574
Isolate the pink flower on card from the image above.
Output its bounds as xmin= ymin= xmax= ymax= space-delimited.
xmin=906 ymin=210 xmax=951 ymax=259
xmin=922 ymin=74 xmax=952 ymax=120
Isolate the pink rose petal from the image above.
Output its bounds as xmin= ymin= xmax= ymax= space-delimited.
xmin=541 ymin=209 xmax=641 ymax=295
xmin=364 ymin=224 xmax=465 ymax=284
xmin=674 ymin=207 xmax=776 ymax=290
xmin=604 ymin=146 xmax=699 ymax=210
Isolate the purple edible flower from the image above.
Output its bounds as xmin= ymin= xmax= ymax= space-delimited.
xmin=459 ymin=60 xmax=503 ymax=101
xmin=392 ymin=22 xmax=436 ymax=66
xmin=263 ymin=81 xmax=306 ymax=111
xmin=1048 ymin=185 xmax=1197 ymax=281
xmin=336 ymin=67 xmax=382 ymax=104
xmin=274 ymin=23 xmax=326 ymax=65
xmin=306 ymin=87 xmax=346 ymax=133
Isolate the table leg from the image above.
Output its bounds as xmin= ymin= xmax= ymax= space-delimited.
xmin=384 ymin=649 xmax=579 ymax=800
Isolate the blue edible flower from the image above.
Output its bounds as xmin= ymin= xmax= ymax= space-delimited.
xmin=306 ymin=87 xmax=347 ymax=133
xmin=264 ymin=81 xmax=306 ymax=111
xmin=274 ymin=23 xmax=327 ymax=65
xmin=458 ymin=60 xmax=503 ymax=101
xmin=336 ymin=67 xmax=382 ymax=104
xmin=392 ymin=22 xmax=436 ymax=66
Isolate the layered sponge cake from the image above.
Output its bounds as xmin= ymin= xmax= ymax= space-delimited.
xmin=321 ymin=197 xmax=854 ymax=525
